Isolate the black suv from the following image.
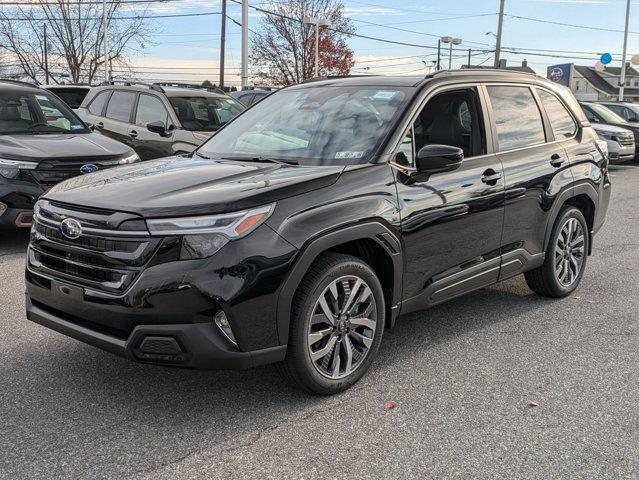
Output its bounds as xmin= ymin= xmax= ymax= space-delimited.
xmin=77 ymin=83 xmax=245 ymax=161
xmin=0 ymin=80 xmax=138 ymax=229
xmin=25 ymin=71 xmax=610 ymax=394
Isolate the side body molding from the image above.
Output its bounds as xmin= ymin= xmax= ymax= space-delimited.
xmin=275 ymin=222 xmax=403 ymax=345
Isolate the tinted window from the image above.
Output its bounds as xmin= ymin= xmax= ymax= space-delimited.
xmin=537 ymin=89 xmax=577 ymax=139
xmin=487 ymin=86 xmax=545 ymax=151
xmin=47 ymin=88 xmax=90 ymax=109
xmin=169 ymin=96 xmax=244 ymax=131
xmin=0 ymin=92 xmax=87 ymax=134
xmin=88 ymin=91 xmax=110 ymax=115
xmin=413 ymin=88 xmax=485 ymax=159
xmin=105 ymin=91 xmax=136 ymax=122
xmin=135 ymin=94 xmax=170 ymax=126
xmin=238 ymin=93 xmax=255 ymax=106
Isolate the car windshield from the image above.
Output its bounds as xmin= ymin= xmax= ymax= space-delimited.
xmin=195 ymin=85 xmax=412 ymax=165
xmin=0 ymin=91 xmax=88 ymax=134
xmin=588 ymin=103 xmax=626 ymax=123
xmin=169 ymin=96 xmax=245 ymax=132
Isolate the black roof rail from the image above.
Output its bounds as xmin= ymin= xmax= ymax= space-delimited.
xmin=0 ymin=78 xmax=40 ymax=88
xmin=301 ymin=74 xmax=376 ymax=84
xmin=100 ymin=80 xmax=164 ymax=93
xmin=428 ymin=68 xmax=539 ymax=79
xmin=153 ymin=82 xmax=225 ymax=95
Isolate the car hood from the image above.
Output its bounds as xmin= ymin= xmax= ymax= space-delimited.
xmin=592 ymin=123 xmax=633 ymax=135
xmin=599 ymin=121 xmax=639 ymax=134
xmin=44 ymin=156 xmax=345 ymax=218
xmin=0 ymin=132 xmax=132 ymax=162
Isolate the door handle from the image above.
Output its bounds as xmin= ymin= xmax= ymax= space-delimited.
xmin=129 ymin=130 xmax=138 ymax=138
xmin=481 ymin=170 xmax=502 ymax=185
xmin=95 ymin=122 xmax=104 ymax=129
xmin=550 ymin=153 xmax=565 ymax=167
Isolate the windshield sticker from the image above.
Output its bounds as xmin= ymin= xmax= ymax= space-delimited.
xmin=335 ymin=151 xmax=365 ymax=159
xmin=70 ymin=124 xmax=84 ymax=130
xmin=372 ymin=90 xmax=398 ymax=101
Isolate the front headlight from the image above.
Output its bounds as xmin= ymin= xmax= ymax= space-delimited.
xmin=596 ymin=131 xmax=615 ymax=141
xmin=147 ymin=204 xmax=275 ymax=259
xmin=119 ymin=152 xmax=140 ymax=164
xmin=0 ymin=158 xmax=38 ymax=179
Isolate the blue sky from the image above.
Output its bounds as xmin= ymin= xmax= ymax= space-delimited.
xmin=123 ymin=0 xmax=639 ymax=86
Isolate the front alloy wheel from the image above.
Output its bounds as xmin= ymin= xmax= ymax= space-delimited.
xmin=308 ymin=276 xmax=377 ymax=379
xmin=281 ymin=253 xmax=385 ymax=395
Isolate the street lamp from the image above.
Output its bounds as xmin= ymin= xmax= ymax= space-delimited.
xmin=441 ymin=36 xmax=462 ymax=70
xmin=303 ymin=16 xmax=332 ymax=78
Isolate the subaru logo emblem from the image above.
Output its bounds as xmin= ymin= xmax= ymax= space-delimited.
xmin=80 ymin=164 xmax=98 ymax=174
xmin=60 ymin=218 xmax=82 ymax=239
xmin=549 ymin=67 xmax=564 ymax=82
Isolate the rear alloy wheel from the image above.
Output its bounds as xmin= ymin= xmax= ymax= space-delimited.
xmin=281 ymin=253 xmax=385 ymax=394
xmin=525 ymin=206 xmax=589 ymax=298
xmin=553 ymin=217 xmax=586 ymax=287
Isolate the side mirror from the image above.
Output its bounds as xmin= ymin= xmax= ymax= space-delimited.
xmin=147 ymin=121 xmax=169 ymax=137
xmin=415 ymin=144 xmax=464 ymax=175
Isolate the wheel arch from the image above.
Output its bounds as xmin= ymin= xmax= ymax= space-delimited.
xmin=276 ymin=222 xmax=403 ymax=345
xmin=544 ymin=183 xmax=598 ymax=255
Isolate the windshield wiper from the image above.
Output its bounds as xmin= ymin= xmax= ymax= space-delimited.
xmin=221 ymin=155 xmax=298 ymax=165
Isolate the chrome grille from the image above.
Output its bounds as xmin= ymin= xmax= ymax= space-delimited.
xmin=28 ymin=202 xmax=160 ymax=294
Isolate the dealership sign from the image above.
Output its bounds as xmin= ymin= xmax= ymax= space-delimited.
xmin=547 ymin=63 xmax=573 ymax=87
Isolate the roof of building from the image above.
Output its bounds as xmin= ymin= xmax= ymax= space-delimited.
xmin=573 ymin=65 xmax=639 ymax=96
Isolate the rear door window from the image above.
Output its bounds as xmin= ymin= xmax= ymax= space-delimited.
xmin=135 ymin=94 xmax=170 ymax=127
xmin=105 ymin=91 xmax=136 ymax=122
xmin=88 ymin=91 xmax=110 ymax=116
xmin=537 ymin=89 xmax=577 ymax=139
xmin=487 ymin=85 xmax=545 ymax=151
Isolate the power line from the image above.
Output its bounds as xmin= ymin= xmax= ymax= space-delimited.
xmin=0 ymin=10 xmax=221 ymax=21
xmin=505 ymin=13 xmax=639 ymax=35
xmin=229 ymin=0 xmax=473 ymax=53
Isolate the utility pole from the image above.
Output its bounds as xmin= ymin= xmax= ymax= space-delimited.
xmin=241 ymin=0 xmax=248 ymax=89
xmin=43 ymin=24 xmax=50 ymax=84
xmin=467 ymin=48 xmax=471 ymax=68
xmin=436 ymin=40 xmax=441 ymax=70
xmin=219 ymin=0 xmax=226 ymax=89
xmin=494 ymin=0 xmax=505 ymax=68
xmin=619 ymin=0 xmax=631 ymax=101
xmin=102 ymin=0 xmax=109 ymax=82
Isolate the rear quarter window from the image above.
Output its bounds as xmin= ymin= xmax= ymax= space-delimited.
xmin=537 ymin=89 xmax=577 ymax=139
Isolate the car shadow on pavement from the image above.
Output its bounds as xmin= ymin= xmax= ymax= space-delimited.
xmin=2 ymin=275 xmax=560 ymax=477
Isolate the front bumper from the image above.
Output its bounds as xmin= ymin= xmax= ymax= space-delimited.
xmin=607 ymin=143 xmax=635 ymax=164
xmin=26 ymin=295 xmax=286 ymax=369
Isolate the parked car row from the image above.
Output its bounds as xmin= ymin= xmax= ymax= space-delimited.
xmin=24 ymin=70 xmax=611 ymax=394
xmin=0 ymin=80 xmax=247 ymax=229
xmin=579 ymin=101 xmax=639 ymax=163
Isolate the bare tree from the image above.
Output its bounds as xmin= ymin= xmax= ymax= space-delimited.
xmin=250 ymin=0 xmax=355 ymax=86
xmin=0 ymin=0 xmax=151 ymax=84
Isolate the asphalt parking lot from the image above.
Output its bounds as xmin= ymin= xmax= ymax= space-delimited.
xmin=2 ymin=164 xmax=639 ymax=480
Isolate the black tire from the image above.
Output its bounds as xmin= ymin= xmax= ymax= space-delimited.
xmin=280 ymin=253 xmax=385 ymax=395
xmin=525 ymin=206 xmax=589 ymax=298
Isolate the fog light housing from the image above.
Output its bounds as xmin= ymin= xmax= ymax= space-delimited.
xmin=214 ymin=310 xmax=237 ymax=347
